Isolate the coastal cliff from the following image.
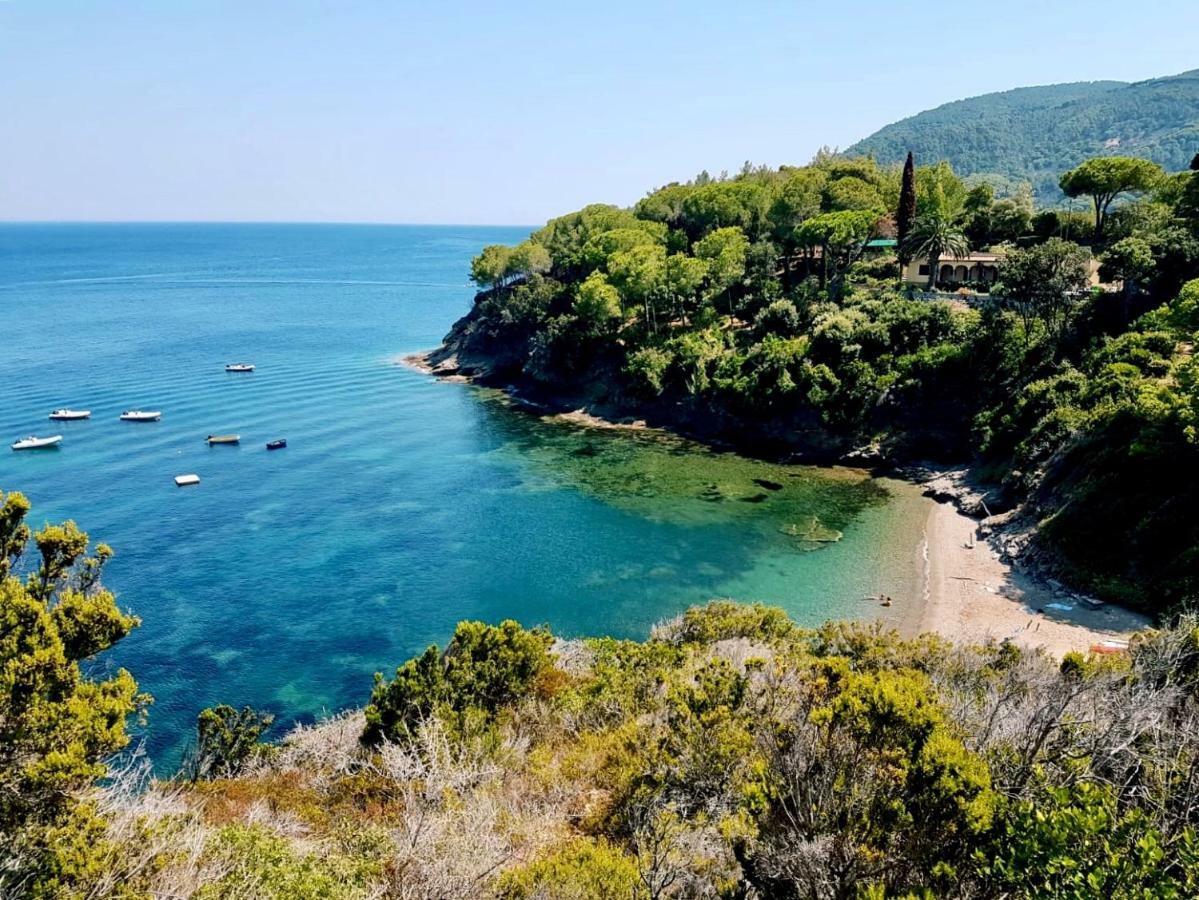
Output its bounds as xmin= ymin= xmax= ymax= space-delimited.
xmin=412 ymin=292 xmax=961 ymax=467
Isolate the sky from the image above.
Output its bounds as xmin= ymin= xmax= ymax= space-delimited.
xmin=1 ymin=1 xmax=1197 ymax=225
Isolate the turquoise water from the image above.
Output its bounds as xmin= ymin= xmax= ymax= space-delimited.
xmin=0 ymin=223 xmax=930 ymax=766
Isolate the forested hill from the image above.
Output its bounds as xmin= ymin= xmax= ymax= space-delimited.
xmin=847 ymin=69 xmax=1199 ymax=200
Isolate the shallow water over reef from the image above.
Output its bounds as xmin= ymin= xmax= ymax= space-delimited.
xmin=487 ymin=397 xmax=891 ymax=547
xmin=0 ymin=223 xmax=930 ymax=768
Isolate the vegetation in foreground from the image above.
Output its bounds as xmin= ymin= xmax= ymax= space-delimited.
xmin=6 ymin=492 xmax=1199 ymax=899
xmin=446 ymin=149 xmax=1199 ymax=616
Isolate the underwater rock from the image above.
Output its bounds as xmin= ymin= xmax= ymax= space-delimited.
xmin=753 ymin=478 xmax=785 ymax=491
xmin=781 ymin=516 xmax=843 ymax=543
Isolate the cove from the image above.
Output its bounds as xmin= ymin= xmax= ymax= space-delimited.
xmin=0 ymin=223 xmax=930 ymax=767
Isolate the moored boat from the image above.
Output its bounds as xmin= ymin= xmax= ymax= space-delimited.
xmin=120 ymin=410 xmax=161 ymax=422
xmin=174 ymin=473 xmax=201 ymax=486
xmin=266 ymin=439 xmax=287 ymax=450
xmin=207 ymin=434 xmax=240 ymax=445
xmin=49 ymin=408 xmax=91 ymax=420
xmin=12 ymin=434 xmax=63 ymax=451
xmin=225 ymin=363 xmax=255 ymax=372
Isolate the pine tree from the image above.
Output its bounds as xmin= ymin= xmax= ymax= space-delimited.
xmin=897 ymin=151 xmax=917 ymax=268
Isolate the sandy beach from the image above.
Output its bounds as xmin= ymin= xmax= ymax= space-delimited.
xmin=919 ymin=499 xmax=1149 ymax=657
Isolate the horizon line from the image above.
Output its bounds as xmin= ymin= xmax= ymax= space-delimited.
xmin=0 ymin=219 xmax=539 ymax=229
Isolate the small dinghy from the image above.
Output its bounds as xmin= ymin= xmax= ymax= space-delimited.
xmin=225 ymin=363 xmax=255 ymax=373
xmin=49 ymin=408 xmax=91 ymax=420
xmin=266 ymin=439 xmax=287 ymax=450
xmin=12 ymin=434 xmax=63 ymax=451
xmin=207 ymin=434 xmax=240 ymax=445
xmin=120 ymin=410 xmax=161 ymax=422
xmin=174 ymin=473 xmax=201 ymax=487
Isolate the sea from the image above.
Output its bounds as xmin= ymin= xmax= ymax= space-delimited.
xmin=0 ymin=223 xmax=931 ymax=767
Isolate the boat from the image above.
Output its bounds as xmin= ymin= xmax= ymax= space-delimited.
xmin=207 ymin=434 xmax=240 ymax=445
xmin=12 ymin=435 xmax=63 ymax=451
xmin=174 ymin=473 xmax=201 ymax=487
xmin=49 ymin=408 xmax=91 ymax=420
xmin=120 ymin=410 xmax=161 ymax=422
xmin=266 ymin=439 xmax=287 ymax=450
xmin=225 ymin=363 xmax=255 ymax=373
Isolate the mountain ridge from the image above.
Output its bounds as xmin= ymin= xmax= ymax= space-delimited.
xmin=847 ymin=68 xmax=1199 ymax=199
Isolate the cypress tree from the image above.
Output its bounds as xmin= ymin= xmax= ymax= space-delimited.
xmin=897 ymin=151 xmax=917 ymax=268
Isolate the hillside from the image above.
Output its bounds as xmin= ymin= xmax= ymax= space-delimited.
xmin=847 ymin=68 xmax=1199 ymax=199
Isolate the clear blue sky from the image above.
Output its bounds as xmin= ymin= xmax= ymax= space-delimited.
xmin=2 ymin=0 xmax=1197 ymax=225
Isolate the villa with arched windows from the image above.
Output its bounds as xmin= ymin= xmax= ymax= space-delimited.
xmin=901 ymin=251 xmax=1003 ymax=288
xmin=900 ymin=250 xmax=1106 ymax=292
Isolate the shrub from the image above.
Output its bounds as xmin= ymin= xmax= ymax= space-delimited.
xmin=194 ymin=824 xmax=375 ymax=900
xmin=657 ymin=600 xmax=797 ymax=645
xmin=751 ymin=298 xmax=803 ymax=339
xmin=362 ymin=620 xmax=553 ymax=745
xmin=623 ymin=347 xmax=674 ymax=398
xmin=193 ymin=705 xmax=276 ymax=779
xmin=495 ymin=838 xmax=640 ymax=900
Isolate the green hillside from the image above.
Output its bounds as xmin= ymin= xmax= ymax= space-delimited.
xmin=848 ymin=69 xmax=1199 ymax=199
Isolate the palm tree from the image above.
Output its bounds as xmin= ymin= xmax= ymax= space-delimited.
xmin=902 ymin=213 xmax=970 ymax=290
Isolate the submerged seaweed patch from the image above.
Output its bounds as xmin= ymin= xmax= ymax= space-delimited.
xmin=477 ymin=394 xmax=890 ymax=551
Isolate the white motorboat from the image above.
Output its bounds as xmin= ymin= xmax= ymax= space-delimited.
xmin=49 ymin=408 xmax=91 ymax=420
xmin=225 ymin=363 xmax=255 ymax=373
xmin=120 ymin=410 xmax=162 ymax=422
xmin=174 ymin=473 xmax=201 ymax=486
xmin=12 ymin=435 xmax=63 ymax=451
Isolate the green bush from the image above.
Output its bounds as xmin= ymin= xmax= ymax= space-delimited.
xmin=362 ymin=619 xmax=553 ymax=744
xmin=977 ymin=784 xmax=1199 ymax=898
xmin=623 ymin=346 xmax=674 ymax=398
xmin=495 ymin=838 xmax=640 ymax=900
xmin=193 ymin=704 xmax=275 ymax=779
xmin=195 ymin=824 xmax=376 ymax=900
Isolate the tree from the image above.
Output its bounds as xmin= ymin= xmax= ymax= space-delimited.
xmin=1100 ymin=236 xmax=1156 ymax=301
xmin=769 ymin=169 xmax=825 ymax=241
xmin=661 ymin=252 xmax=708 ymax=324
xmin=896 ymin=152 xmax=917 ymax=268
xmin=573 ymin=271 xmax=624 ymax=334
xmin=634 ymin=183 xmax=696 ymax=229
xmin=507 ymin=240 xmax=551 ymax=282
xmin=916 ymin=161 xmax=967 ymax=218
xmin=822 ymin=176 xmax=884 ymax=214
xmin=469 ymin=244 xmax=513 ymax=294
xmin=901 ymin=212 xmax=970 ymax=289
xmin=1059 ymin=156 xmax=1164 ymax=241
xmin=0 ymin=491 xmax=145 ymax=897
xmin=996 ymin=237 xmax=1092 ymax=345
xmin=680 ymin=181 xmax=769 ymax=240
xmin=580 ymin=226 xmax=663 ymax=274
xmin=796 ymin=210 xmax=877 ymax=298
xmin=693 ymin=226 xmax=749 ymax=314
xmin=770 ymin=169 xmax=827 ymax=285
xmin=607 ymin=243 xmax=667 ymax=327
